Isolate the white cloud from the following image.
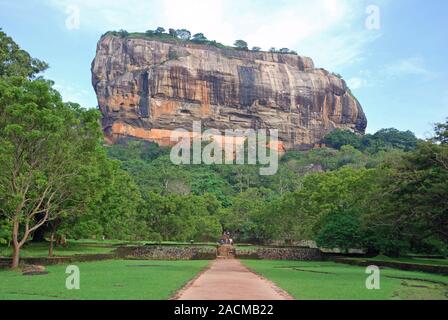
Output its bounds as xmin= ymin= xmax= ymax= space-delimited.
xmin=384 ymin=57 xmax=434 ymax=78
xmin=53 ymin=81 xmax=96 ymax=107
xmin=46 ymin=0 xmax=381 ymax=70
xmin=347 ymin=77 xmax=366 ymax=89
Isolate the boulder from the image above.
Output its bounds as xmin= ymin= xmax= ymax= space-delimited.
xmin=22 ymin=265 xmax=48 ymax=276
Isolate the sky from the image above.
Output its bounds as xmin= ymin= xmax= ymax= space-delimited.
xmin=0 ymin=0 xmax=447 ymax=137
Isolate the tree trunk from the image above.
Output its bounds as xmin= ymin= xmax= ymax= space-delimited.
xmin=11 ymin=241 xmax=20 ymax=269
xmin=11 ymin=220 xmax=20 ymax=269
xmin=48 ymin=232 xmax=55 ymax=257
xmin=48 ymin=219 xmax=61 ymax=257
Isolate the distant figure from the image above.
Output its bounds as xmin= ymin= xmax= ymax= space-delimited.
xmin=229 ymin=238 xmax=234 ymax=245
xmin=220 ymin=231 xmax=231 ymax=245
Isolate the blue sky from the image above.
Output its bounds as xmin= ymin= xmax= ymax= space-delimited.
xmin=0 ymin=0 xmax=446 ymax=137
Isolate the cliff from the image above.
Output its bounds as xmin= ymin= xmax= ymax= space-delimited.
xmin=92 ymin=34 xmax=367 ymax=150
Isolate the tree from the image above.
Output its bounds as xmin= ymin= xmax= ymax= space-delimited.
xmin=0 ymin=77 xmax=104 ymax=268
xmin=234 ymin=40 xmax=248 ymax=50
xmin=0 ymin=29 xmax=48 ymax=78
xmin=324 ymin=129 xmax=362 ymax=150
xmin=279 ymin=48 xmax=290 ymax=53
xmin=269 ymin=47 xmax=277 ymax=53
xmin=251 ymin=47 xmax=261 ymax=52
xmin=155 ymin=27 xmax=165 ymax=34
xmin=142 ymin=192 xmax=222 ymax=241
xmin=176 ymin=29 xmax=191 ymax=41
xmin=316 ymin=210 xmax=362 ymax=252
xmin=219 ymin=188 xmax=272 ymax=242
xmin=117 ymin=29 xmax=129 ymax=38
xmin=63 ymin=160 xmax=144 ymax=242
xmin=168 ymin=28 xmax=177 ymax=37
xmin=433 ymin=118 xmax=448 ymax=144
xmin=362 ymin=128 xmax=419 ymax=152
xmin=192 ymin=33 xmax=208 ymax=43
xmin=363 ymin=138 xmax=448 ymax=255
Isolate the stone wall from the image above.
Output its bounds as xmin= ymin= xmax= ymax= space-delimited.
xmin=236 ymin=247 xmax=322 ymax=260
xmin=0 ymin=253 xmax=116 ymax=269
xmin=116 ymin=245 xmax=217 ymax=260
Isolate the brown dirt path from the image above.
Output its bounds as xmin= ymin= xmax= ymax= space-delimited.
xmin=174 ymin=259 xmax=294 ymax=300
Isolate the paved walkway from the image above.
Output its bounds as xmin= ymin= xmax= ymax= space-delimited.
xmin=174 ymin=259 xmax=293 ymax=300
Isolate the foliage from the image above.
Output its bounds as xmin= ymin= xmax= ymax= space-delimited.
xmin=141 ymin=192 xmax=222 ymax=241
xmin=192 ymin=33 xmax=208 ymax=43
xmin=324 ymin=128 xmax=419 ymax=153
xmin=316 ymin=210 xmax=363 ymax=252
xmin=433 ymin=118 xmax=448 ymax=144
xmin=0 ymin=29 xmax=48 ymax=78
xmin=103 ymin=29 xmax=298 ymax=54
xmin=176 ymin=29 xmax=191 ymax=41
xmin=234 ymin=40 xmax=248 ymax=50
xmin=324 ymin=129 xmax=362 ymax=150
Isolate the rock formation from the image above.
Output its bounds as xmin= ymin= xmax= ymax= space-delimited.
xmin=92 ymin=34 xmax=367 ymax=151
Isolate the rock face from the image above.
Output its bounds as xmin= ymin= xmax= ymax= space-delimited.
xmin=92 ymin=34 xmax=367 ymax=150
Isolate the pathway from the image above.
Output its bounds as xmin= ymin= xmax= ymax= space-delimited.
xmin=174 ymin=259 xmax=293 ymax=300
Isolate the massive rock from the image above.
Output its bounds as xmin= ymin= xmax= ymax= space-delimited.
xmin=92 ymin=34 xmax=367 ymax=150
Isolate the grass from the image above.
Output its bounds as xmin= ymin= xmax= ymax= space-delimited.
xmin=0 ymin=240 xmax=219 ymax=258
xmin=0 ymin=242 xmax=115 ymax=258
xmin=242 ymin=260 xmax=448 ymax=300
xmin=362 ymin=255 xmax=448 ymax=267
xmin=0 ymin=259 xmax=209 ymax=300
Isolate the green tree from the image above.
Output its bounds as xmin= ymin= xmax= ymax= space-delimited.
xmin=324 ymin=129 xmax=362 ymax=150
xmin=362 ymin=128 xmax=418 ymax=152
xmin=168 ymin=28 xmax=177 ymax=37
xmin=192 ymin=33 xmax=208 ymax=43
xmin=0 ymin=77 xmax=104 ymax=267
xmin=117 ymin=29 xmax=129 ymax=38
xmin=363 ymin=138 xmax=448 ymax=255
xmin=219 ymin=188 xmax=274 ymax=242
xmin=433 ymin=118 xmax=448 ymax=144
xmin=316 ymin=210 xmax=362 ymax=252
xmin=64 ymin=160 xmax=144 ymax=241
xmin=0 ymin=29 xmax=48 ymax=78
xmin=176 ymin=29 xmax=191 ymax=41
xmin=234 ymin=40 xmax=248 ymax=50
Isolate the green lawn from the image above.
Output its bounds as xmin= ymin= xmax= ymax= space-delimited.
xmin=242 ymin=260 xmax=448 ymax=300
xmin=0 ymin=240 xmax=219 ymax=258
xmin=362 ymin=255 xmax=448 ymax=266
xmin=0 ymin=242 xmax=116 ymax=258
xmin=0 ymin=259 xmax=209 ymax=300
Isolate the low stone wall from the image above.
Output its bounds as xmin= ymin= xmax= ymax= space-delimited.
xmin=333 ymin=258 xmax=448 ymax=275
xmin=0 ymin=253 xmax=116 ymax=268
xmin=236 ymin=247 xmax=322 ymax=261
xmin=116 ymin=245 xmax=217 ymax=260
